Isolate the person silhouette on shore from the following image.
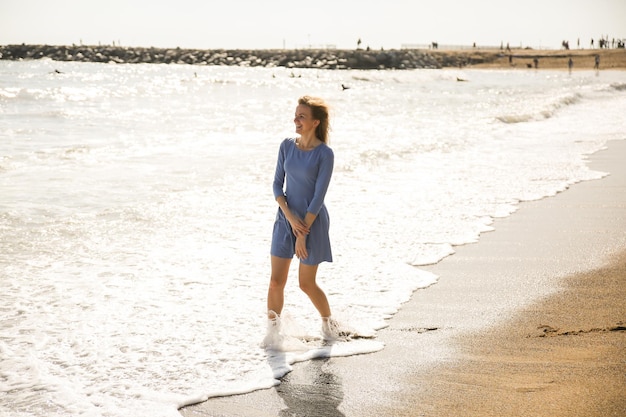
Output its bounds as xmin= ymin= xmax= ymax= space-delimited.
xmin=594 ymin=54 xmax=600 ymax=70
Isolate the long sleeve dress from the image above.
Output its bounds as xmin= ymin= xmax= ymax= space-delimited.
xmin=271 ymin=138 xmax=334 ymax=265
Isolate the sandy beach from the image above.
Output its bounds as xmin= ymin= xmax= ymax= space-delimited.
xmin=447 ymin=47 xmax=626 ymax=70
xmin=179 ymin=138 xmax=625 ymax=417
xmin=384 ymin=141 xmax=626 ymax=416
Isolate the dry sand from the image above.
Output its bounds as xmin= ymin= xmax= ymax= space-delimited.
xmin=391 ymin=251 xmax=626 ymax=417
xmin=180 ymin=141 xmax=626 ymax=417
xmin=441 ymin=48 xmax=626 ymax=70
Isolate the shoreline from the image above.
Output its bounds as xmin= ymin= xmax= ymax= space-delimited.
xmin=180 ymin=139 xmax=626 ymax=416
xmin=388 ymin=250 xmax=626 ymax=417
xmin=383 ymin=140 xmax=626 ymax=417
xmin=1 ymin=44 xmax=625 ymax=70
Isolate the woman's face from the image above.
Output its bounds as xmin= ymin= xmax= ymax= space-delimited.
xmin=294 ymin=104 xmax=319 ymax=137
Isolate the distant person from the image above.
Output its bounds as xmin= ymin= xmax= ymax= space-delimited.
xmin=263 ymin=95 xmax=346 ymax=348
xmin=533 ymin=58 xmax=539 ymax=69
xmin=568 ymin=57 xmax=573 ymax=73
xmin=594 ymin=54 xmax=600 ymax=70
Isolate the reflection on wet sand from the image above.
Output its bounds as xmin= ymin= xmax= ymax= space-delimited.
xmin=275 ymin=358 xmax=345 ymax=417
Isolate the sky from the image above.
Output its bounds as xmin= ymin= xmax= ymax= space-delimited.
xmin=1 ymin=0 xmax=625 ymax=50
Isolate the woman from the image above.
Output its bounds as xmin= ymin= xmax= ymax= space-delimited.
xmin=264 ymin=96 xmax=341 ymax=347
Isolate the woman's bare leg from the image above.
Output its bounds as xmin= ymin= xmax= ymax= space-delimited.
xmin=267 ymin=255 xmax=291 ymax=317
xmin=298 ymin=263 xmax=331 ymax=318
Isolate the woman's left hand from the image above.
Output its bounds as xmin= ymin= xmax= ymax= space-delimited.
xmin=295 ymin=235 xmax=308 ymax=259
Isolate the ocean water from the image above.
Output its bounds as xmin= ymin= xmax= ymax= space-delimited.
xmin=1 ymin=59 xmax=625 ymax=417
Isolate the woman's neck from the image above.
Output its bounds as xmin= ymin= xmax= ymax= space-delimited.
xmin=296 ymin=135 xmax=320 ymax=150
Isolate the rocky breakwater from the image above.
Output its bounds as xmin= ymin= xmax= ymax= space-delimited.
xmin=0 ymin=44 xmax=492 ymax=69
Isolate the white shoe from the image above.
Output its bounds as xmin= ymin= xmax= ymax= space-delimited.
xmin=262 ymin=310 xmax=283 ymax=349
xmin=321 ymin=317 xmax=352 ymax=341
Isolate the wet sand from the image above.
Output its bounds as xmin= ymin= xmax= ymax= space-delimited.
xmin=180 ymin=140 xmax=625 ymax=417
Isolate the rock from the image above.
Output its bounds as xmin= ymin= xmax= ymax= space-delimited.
xmin=0 ymin=44 xmax=500 ymax=70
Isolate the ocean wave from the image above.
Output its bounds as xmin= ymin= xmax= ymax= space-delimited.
xmin=0 ymin=87 xmax=21 ymax=100
xmin=496 ymin=113 xmax=536 ymax=124
xmin=0 ymin=87 xmax=42 ymax=101
xmin=0 ymin=87 xmax=61 ymax=103
xmin=610 ymin=82 xmax=626 ymax=91
xmin=555 ymin=93 xmax=582 ymax=108
xmin=497 ymin=93 xmax=582 ymax=124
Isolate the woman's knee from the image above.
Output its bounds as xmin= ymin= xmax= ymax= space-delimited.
xmin=298 ymin=263 xmax=319 ymax=294
xmin=269 ymin=256 xmax=291 ymax=290
xmin=269 ymin=276 xmax=287 ymax=291
xmin=298 ymin=280 xmax=317 ymax=294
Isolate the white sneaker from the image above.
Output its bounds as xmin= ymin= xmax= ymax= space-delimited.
xmin=261 ymin=311 xmax=283 ymax=349
xmin=321 ymin=317 xmax=353 ymax=341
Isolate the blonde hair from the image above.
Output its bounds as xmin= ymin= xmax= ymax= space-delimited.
xmin=298 ymin=96 xmax=330 ymax=144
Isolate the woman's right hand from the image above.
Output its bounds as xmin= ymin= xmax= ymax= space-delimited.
xmin=288 ymin=215 xmax=309 ymax=237
xmin=277 ymin=196 xmax=309 ymax=237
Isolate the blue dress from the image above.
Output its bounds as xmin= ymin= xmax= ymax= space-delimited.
xmin=271 ymin=138 xmax=334 ymax=265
